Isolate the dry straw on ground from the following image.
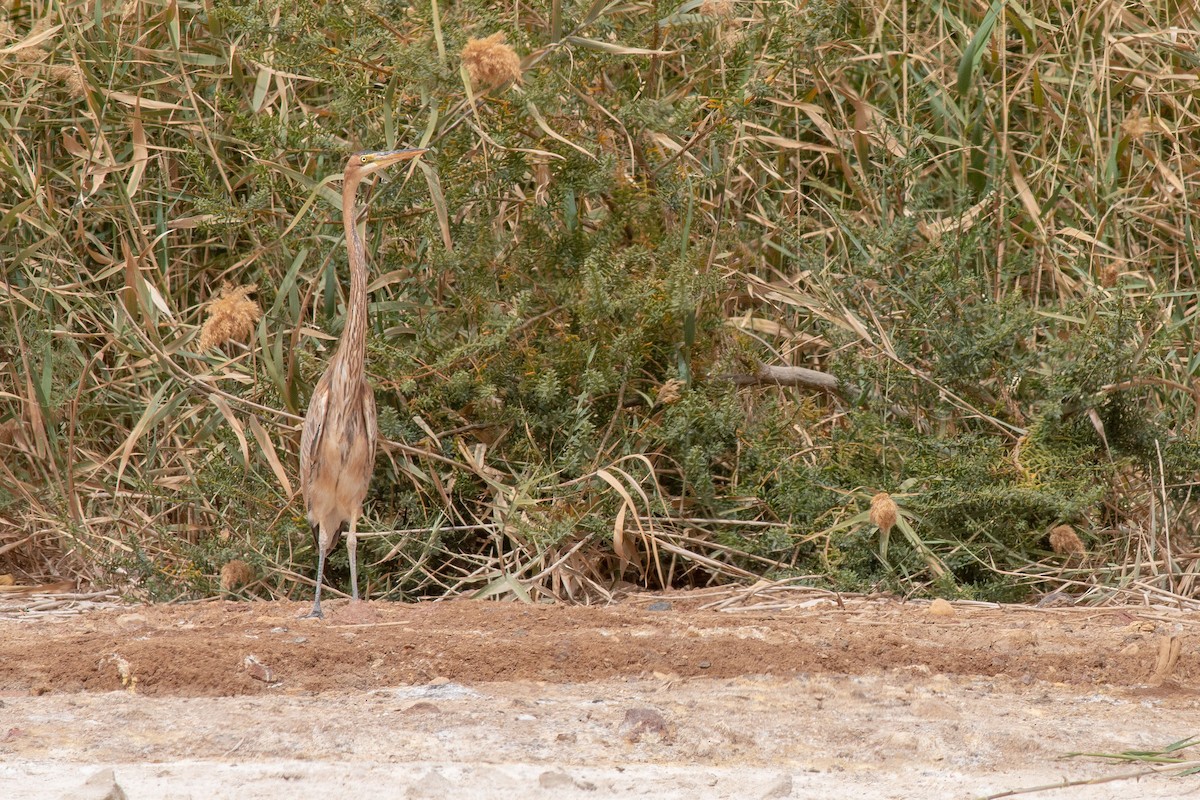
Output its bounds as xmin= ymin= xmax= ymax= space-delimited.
xmin=460 ymin=32 xmax=521 ymax=88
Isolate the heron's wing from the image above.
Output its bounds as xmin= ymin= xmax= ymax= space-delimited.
xmin=362 ymin=379 xmax=378 ymax=470
xmin=299 ymin=376 xmax=331 ymax=506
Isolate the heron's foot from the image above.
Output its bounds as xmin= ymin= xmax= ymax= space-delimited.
xmin=300 ymin=604 xmax=324 ymax=620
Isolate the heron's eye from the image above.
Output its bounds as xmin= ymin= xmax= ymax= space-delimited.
xmin=360 ymin=155 xmax=369 ymax=164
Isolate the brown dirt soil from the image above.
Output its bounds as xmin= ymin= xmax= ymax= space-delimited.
xmin=3 ymin=593 xmax=1199 ymax=798
xmin=0 ymin=594 xmax=1194 ymax=696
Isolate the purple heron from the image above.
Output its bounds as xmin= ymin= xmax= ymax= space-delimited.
xmin=300 ymin=147 xmax=428 ymax=618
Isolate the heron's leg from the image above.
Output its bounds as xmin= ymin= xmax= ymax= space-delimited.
xmin=304 ymin=540 xmax=327 ymax=619
xmin=348 ymin=516 xmax=360 ymax=601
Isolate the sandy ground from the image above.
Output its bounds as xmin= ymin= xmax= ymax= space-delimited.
xmin=2 ymin=592 xmax=1198 ymax=798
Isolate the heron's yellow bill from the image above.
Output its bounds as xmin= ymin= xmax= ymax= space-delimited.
xmin=355 ymin=148 xmax=430 ymax=168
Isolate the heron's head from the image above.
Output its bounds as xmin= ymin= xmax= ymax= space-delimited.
xmin=346 ymin=148 xmax=429 ymax=180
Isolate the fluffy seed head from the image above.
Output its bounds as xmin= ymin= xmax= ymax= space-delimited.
xmin=220 ymin=560 xmax=256 ymax=592
xmin=1098 ymin=264 xmax=1118 ymax=288
xmin=199 ymin=283 xmax=261 ymax=350
xmin=1049 ymin=524 xmax=1085 ymax=556
xmin=869 ymin=492 xmax=898 ymax=535
xmin=3 ymin=16 xmax=53 ymax=63
xmin=3 ymin=18 xmax=84 ymax=98
xmin=48 ymin=64 xmax=86 ymax=98
xmin=1120 ymin=114 xmax=1154 ymax=140
xmin=656 ymin=378 xmax=684 ymax=406
xmin=700 ymin=0 xmax=736 ymax=18
xmin=461 ymin=32 xmax=521 ymax=88
xmin=0 ymin=419 xmax=19 ymax=449
xmin=928 ymin=598 xmax=955 ymax=617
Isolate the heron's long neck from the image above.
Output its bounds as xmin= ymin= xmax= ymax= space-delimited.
xmin=338 ymin=186 xmax=369 ymax=369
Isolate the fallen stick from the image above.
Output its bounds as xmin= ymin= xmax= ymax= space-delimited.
xmin=720 ymin=364 xmax=841 ymax=393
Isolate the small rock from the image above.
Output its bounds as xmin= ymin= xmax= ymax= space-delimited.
xmin=244 ymin=655 xmax=275 ymax=683
xmin=618 ymin=707 xmax=672 ymax=743
xmin=538 ymin=770 xmax=576 ymax=790
xmin=698 ymin=660 xmax=711 ymax=669
xmin=1036 ymin=591 xmax=1075 ymax=608
xmin=407 ymin=769 xmax=453 ymax=799
xmin=428 ymin=676 xmax=451 ymax=687
xmin=647 ymin=601 xmax=673 ymax=611
xmin=405 ymin=701 xmax=440 ymax=714
xmin=102 ymin=654 xmax=136 ymax=692
xmin=994 ymin=631 xmax=1035 ymax=653
xmin=928 ymin=598 xmax=955 ymax=617
xmin=115 ymin=614 xmax=149 ymax=632
xmin=333 ymin=599 xmax=379 ymax=625
xmin=61 ymin=768 xmax=127 ymax=800
xmin=760 ymin=773 xmax=793 ymax=799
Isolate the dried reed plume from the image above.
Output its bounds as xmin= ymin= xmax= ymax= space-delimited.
xmin=869 ymin=492 xmax=898 ymax=535
xmin=1 ymin=15 xmax=51 ymax=58
xmin=1049 ymin=524 xmax=1085 ymax=556
xmin=1120 ymin=114 xmax=1155 ymax=140
xmin=1098 ymin=264 xmax=1118 ymax=288
xmin=461 ymin=32 xmax=521 ymax=88
xmin=220 ymin=559 xmax=256 ymax=591
xmin=700 ymin=0 xmax=736 ymax=18
xmin=927 ymin=597 xmax=955 ymax=617
xmin=0 ymin=418 xmax=19 ymax=449
xmin=655 ymin=378 xmax=684 ymax=406
xmin=199 ymin=283 xmax=261 ymax=350
xmin=47 ymin=65 xmax=86 ymax=97
xmin=3 ymin=17 xmax=87 ymax=98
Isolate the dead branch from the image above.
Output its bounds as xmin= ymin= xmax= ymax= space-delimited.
xmin=720 ymin=364 xmax=841 ymax=394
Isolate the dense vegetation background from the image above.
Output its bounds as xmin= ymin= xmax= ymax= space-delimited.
xmin=2 ymin=0 xmax=1199 ymax=605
